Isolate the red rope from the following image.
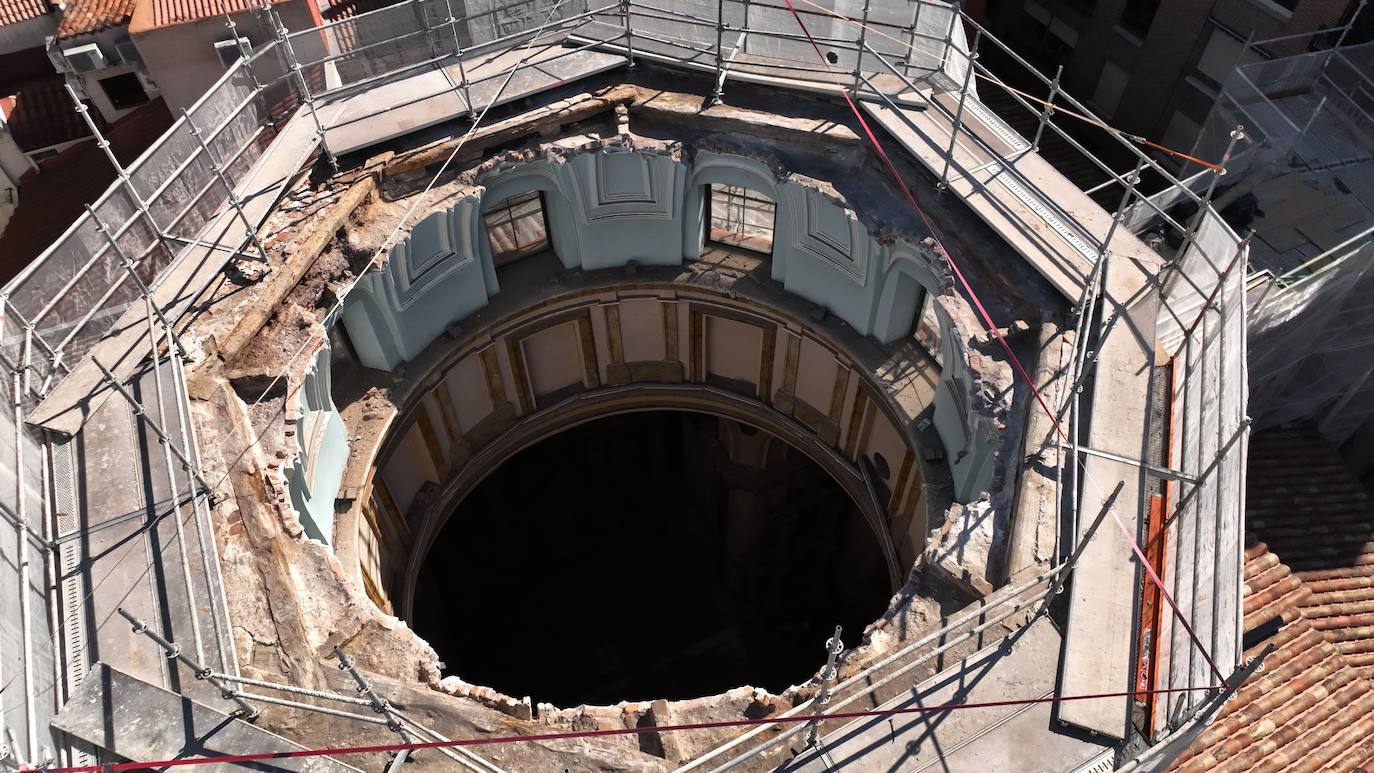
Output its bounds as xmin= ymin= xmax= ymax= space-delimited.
xmin=776 ymin=0 xmax=1226 ymax=685
xmin=34 ymin=685 xmax=1222 ymax=772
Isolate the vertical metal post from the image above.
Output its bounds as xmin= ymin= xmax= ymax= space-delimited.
xmin=182 ymin=109 xmax=271 ymax=260
xmin=741 ymin=0 xmax=751 ymax=55
xmin=904 ymin=0 xmax=925 ymax=73
xmin=1032 ymin=65 xmax=1061 ymax=152
xmin=621 ymin=0 xmax=635 ymax=67
xmin=13 ymin=330 xmax=37 ymax=762
xmin=1175 ymin=127 xmax=1245 ymax=268
xmin=938 ymin=0 xmax=961 ymax=73
xmin=805 ymin=626 xmax=844 ymax=748
xmin=1101 ymin=156 xmax=1146 ymax=259
xmin=711 ymin=0 xmax=726 ymax=103
xmin=225 ymin=14 xmax=264 ymax=92
xmin=442 ymin=0 xmax=475 ymax=115
xmin=64 ymin=83 xmax=174 ymax=253
xmin=852 ymin=0 xmax=872 ymax=93
xmin=938 ymin=27 xmax=979 ymax=191
xmin=414 ymin=0 xmax=441 ymax=60
xmin=261 ymin=0 xmax=338 ymax=173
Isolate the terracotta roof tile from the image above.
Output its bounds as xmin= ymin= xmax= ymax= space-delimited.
xmin=2 ymin=76 xmax=99 ymax=151
xmin=0 ymin=0 xmax=49 ymax=27
xmin=1173 ymin=424 xmax=1374 ymax=772
xmin=54 ymin=0 xmax=136 ymax=38
xmin=141 ymin=0 xmax=290 ymax=30
xmin=0 ymin=98 xmax=171 ymax=283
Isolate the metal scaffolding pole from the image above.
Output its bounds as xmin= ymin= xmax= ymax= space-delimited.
xmin=181 ymin=109 xmax=271 ymax=260
xmin=804 ymin=626 xmax=844 ymax=748
xmin=711 ymin=0 xmax=726 ymax=103
xmin=117 ymin=609 xmax=258 ymax=719
xmin=851 ymin=0 xmax=872 ymax=92
xmin=262 ymin=0 xmax=338 ymax=172
xmin=88 ymin=204 xmax=210 ymax=666
xmin=621 ymin=0 xmax=635 ymax=66
xmin=938 ymin=27 xmax=979 ymax=191
xmin=442 ymin=0 xmax=476 ymax=114
xmin=1032 ymin=65 xmax=1061 ymax=153
xmin=333 ymin=645 xmax=414 ymax=772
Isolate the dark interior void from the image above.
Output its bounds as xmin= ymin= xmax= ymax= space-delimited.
xmin=411 ymin=410 xmax=891 ymax=706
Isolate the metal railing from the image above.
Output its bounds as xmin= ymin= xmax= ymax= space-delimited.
xmin=0 ymin=1 xmax=1259 ymax=770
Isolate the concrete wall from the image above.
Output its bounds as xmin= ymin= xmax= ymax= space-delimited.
xmin=130 ymin=0 xmax=326 ymax=117
xmin=54 ymin=26 xmax=159 ymax=124
xmin=337 ymin=148 xmax=996 ymax=502
xmin=0 ymin=15 xmax=56 ymax=56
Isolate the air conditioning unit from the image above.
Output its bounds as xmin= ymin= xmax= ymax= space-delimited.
xmin=62 ymin=43 xmax=106 ymax=73
xmin=214 ymin=37 xmax=251 ymax=68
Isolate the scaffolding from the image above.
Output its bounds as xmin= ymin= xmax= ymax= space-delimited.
xmin=0 ymin=1 xmax=1258 ymax=770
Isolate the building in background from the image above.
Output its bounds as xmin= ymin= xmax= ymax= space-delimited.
xmin=976 ymin=0 xmax=1365 ymax=163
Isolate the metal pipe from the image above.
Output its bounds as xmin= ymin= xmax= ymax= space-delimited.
xmin=706 ymin=583 xmax=1058 ymax=771
xmin=621 ymin=0 xmax=634 ymax=66
xmin=261 ymin=0 xmax=337 ymax=172
xmin=211 ymin=672 xmax=375 ymax=706
xmin=14 ymin=337 xmax=37 ymax=761
xmin=232 ymin=691 xmax=390 ymax=724
xmin=679 ymin=564 xmax=1064 ymax=770
xmin=182 ymin=109 xmax=270 ymax=260
xmin=803 ymin=626 xmax=843 ymax=747
xmin=852 ymin=0 xmax=872 ymax=92
xmin=1172 ymin=127 xmax=1246 ymax=274
xmin=711 ymin=0 xmax=726 ymax=103
xmin=167 ymin=349 xmax=232 ymax=677
xmin=939 ymin=27 xmax=980 ymax=190
xmin=117 ymin=608 xmax=257 ymax=718
xmin=443 ymin=0 xmax=475 ymax=113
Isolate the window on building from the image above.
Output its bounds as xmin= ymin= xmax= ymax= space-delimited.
xmin=1092 ymin=61 xmax=1130 ymax=116
xmin=1120 ymin=0 xmax=1161 ymax=38
xmin=98 ymin=72 xmax=149 ymax=110
xmin=1195 ymin=24 xmax=1262 ymax=89
xmin=707 ymin=184 xmax=776 ymax=255
xmin=1020 ymin=0 xmax=1078 ymax=70
xmin=483 ymin=190 xmax=549 ymax=267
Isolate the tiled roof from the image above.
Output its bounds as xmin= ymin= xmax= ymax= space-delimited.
xmin=0 ymin=98 xmax=172 ymax=284
xmin=1247 ymin=424 xmax=1374 ymax=679
xmin=0 ymin=0 xmax=49 ymax=27
xmin=1172 ymin=542 xmax=1374 ymax=771
xmin=1 ymin=76 xmax=99 ymax=152
xmin=54 ymin=0 xmax=136 ymax=39
xmin=1172 ymin=425 xmax=1374 ymax=772
xmin=139 ymin=0 xmax=289 ymax=30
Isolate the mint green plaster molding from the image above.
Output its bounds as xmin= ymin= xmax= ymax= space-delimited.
xmin=288 ymin=343 xmax=348 ymax=544
xmin=337 ymin=145 xmax=1002 ymax=501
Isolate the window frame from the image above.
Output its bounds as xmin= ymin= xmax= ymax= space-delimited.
xmin=705 ymin=183 xmax=778 ymax=256
xmin=483 ymin=189 xmax=551 ymax=267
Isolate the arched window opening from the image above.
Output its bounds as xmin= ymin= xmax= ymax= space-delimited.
xmin=914 ymin=292 xmax=944 ymax=367
xmin=707 ymin=184 xmax=776 ymax=255
xmin=484 ymin=190 xmax=550 ymax=267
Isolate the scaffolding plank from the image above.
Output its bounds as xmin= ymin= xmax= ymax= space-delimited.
xmin=53 ymin=664 xmax=362 ymax=772
xmin=1056 ymin=254 xmax=1160 ymax=740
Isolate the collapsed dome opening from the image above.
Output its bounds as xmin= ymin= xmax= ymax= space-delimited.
xmin=410 ymin=410 xmax=892 ymax=707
